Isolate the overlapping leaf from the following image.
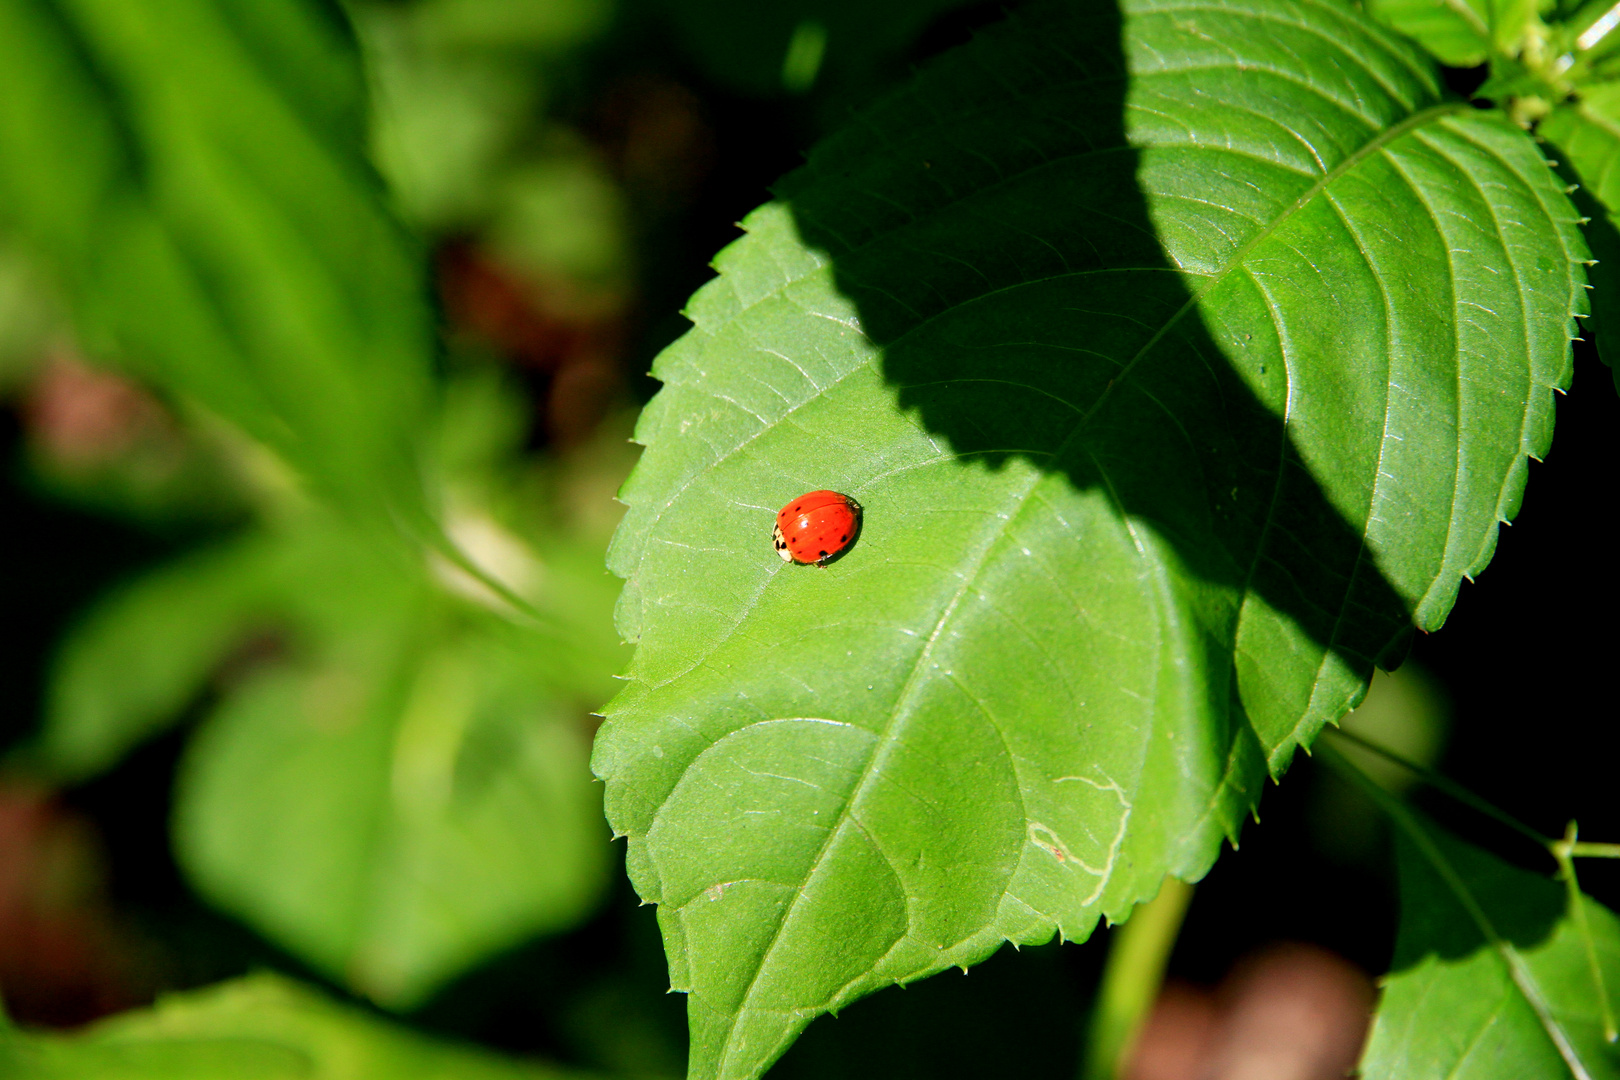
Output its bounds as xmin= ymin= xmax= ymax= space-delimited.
xmin=1361 ymin=815 xmax=1620 ymax=1080
xmin=592 ymin=0 xmax=1588 ymax=1075
xmin=1363 ymin=0 xmax=1539 ymax=67
xmin=1542 ymin=87 xmax=1620 ymax=390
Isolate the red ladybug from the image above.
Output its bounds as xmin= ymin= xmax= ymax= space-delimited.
xmin=773 ymin=490 xmax=862 ymax=566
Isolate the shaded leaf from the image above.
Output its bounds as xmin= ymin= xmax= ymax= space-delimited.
xmin=0 ymin=0 xmax=433 ymax=521
xmin=1360 ymin=816 xmax=1620 ymax=1080
xmin=592 ymin=0 xmax=1587 ymax=1075
xmin=1542 ymin=90 xmax=1620 ymax=392
xmin=0 ymin=973 xmax=585 ymax=1080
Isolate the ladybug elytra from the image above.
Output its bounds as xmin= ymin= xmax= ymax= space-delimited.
xmin=773 ymin=490 xmax=862 ymax=566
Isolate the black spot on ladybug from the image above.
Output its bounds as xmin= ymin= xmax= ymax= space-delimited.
xmin=840 ymin=535 xmax=848 ymax=542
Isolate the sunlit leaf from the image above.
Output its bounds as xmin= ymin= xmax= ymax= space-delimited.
xmin=1364 ymin=0 xmax=1543 ymax=67
xmin=592 ymin=0 xmax=1588 ymax=1075
xmin=1360 ymin=815 xmax=1620 ymax=1080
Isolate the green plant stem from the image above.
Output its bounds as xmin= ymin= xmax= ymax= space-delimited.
xmin=1081 ymin=876 xmax=1194 ymax=1080
xmin=1552 ymin=822 xmax=1619 ymax=1042
xmin=1321 ymin=726 xmax=1550 ymax=848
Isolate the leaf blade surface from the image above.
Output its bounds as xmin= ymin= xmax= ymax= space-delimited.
xmin=594 ymin=2 xmax=1588 ymax=1076
xmin=1360 ymin=816 xmax=1620 ymax=1080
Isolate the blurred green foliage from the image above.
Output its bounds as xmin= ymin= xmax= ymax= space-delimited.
xmin=0 ymin=0 xmax=635 ymax=1027
xmin=0 ymin=973 xmax=589 ymax=1079
xmin=0 ymin=240 xmax=60 ymax=390
xmin=0 ymin=0 xmax=436 ymax=527
xmin=37 ymin=371 xmax=629 ymax=1006
xmin=649 ymin=0 xmax=985 ymax=109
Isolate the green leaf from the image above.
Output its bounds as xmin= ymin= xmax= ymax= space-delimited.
xmin=28 ymin=369 xmax=628 ymax=1004
xmin=172 ymin=520 xmax=620 ymax=1007
xmin=0 ymin=238 xmax=61 ymax=388
xmin=591 ymin=0 xmax=1588 ymax=1075
xmin=1541 ymin=91 xmax=1620 ymax=392
xmin=1364 ymin=0 xmax=1544 ymax=68
xmin=37 ymin=534 xmax=280 ymax=782
xmin=0 ymin=0 xmax=433 ymax=521
xmin=1360 ymin=816 xmax=1620 ymax=1080
xmin=0 ymin=973 xmax=584 ymax=1079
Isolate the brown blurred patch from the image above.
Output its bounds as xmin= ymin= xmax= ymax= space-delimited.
xmin=1126 ymin=943 xmax=1374 ymax=1080
xmin=23 ymin=353 xmax=171 ymax=469
xmin=0 ymin=780 xmax=141 ymax=1025
xmin=436 ymin=241 xmax=625 ymax=448
xmin=1126 ymin=979 xmax=1219 ymax=1080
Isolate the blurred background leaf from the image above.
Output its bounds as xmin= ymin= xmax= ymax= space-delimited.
xmin=0 ymin=0 xmax=436 ymax=527
xmin=31 ymin=368 xmax=629 ymax=1006
xmin=0 ymin=972 xmax=592 ymax=1079
xmin=1 ymin=0 xmax=637 ymax=1017
xmin=0 ymin=239 xmax=62 ymax=392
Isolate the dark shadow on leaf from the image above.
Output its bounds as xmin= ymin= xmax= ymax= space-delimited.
xmin=1388 ymin=814 xmax=1564 ymax=972
xmin=777 ymin=0 xmax=1414 ymax=754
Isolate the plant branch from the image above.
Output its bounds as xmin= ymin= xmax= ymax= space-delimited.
xmin=1552 ymin=822 xmax=1619 ymax=1042
xmin=1320 ymin=726 xmax=1550 ymax=848
xmin=1081 ymin=876 xmax=1194 ymax=1080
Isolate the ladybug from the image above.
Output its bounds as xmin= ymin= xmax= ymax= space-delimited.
xmin=773 ymin=490 xmax=862 ymax=566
